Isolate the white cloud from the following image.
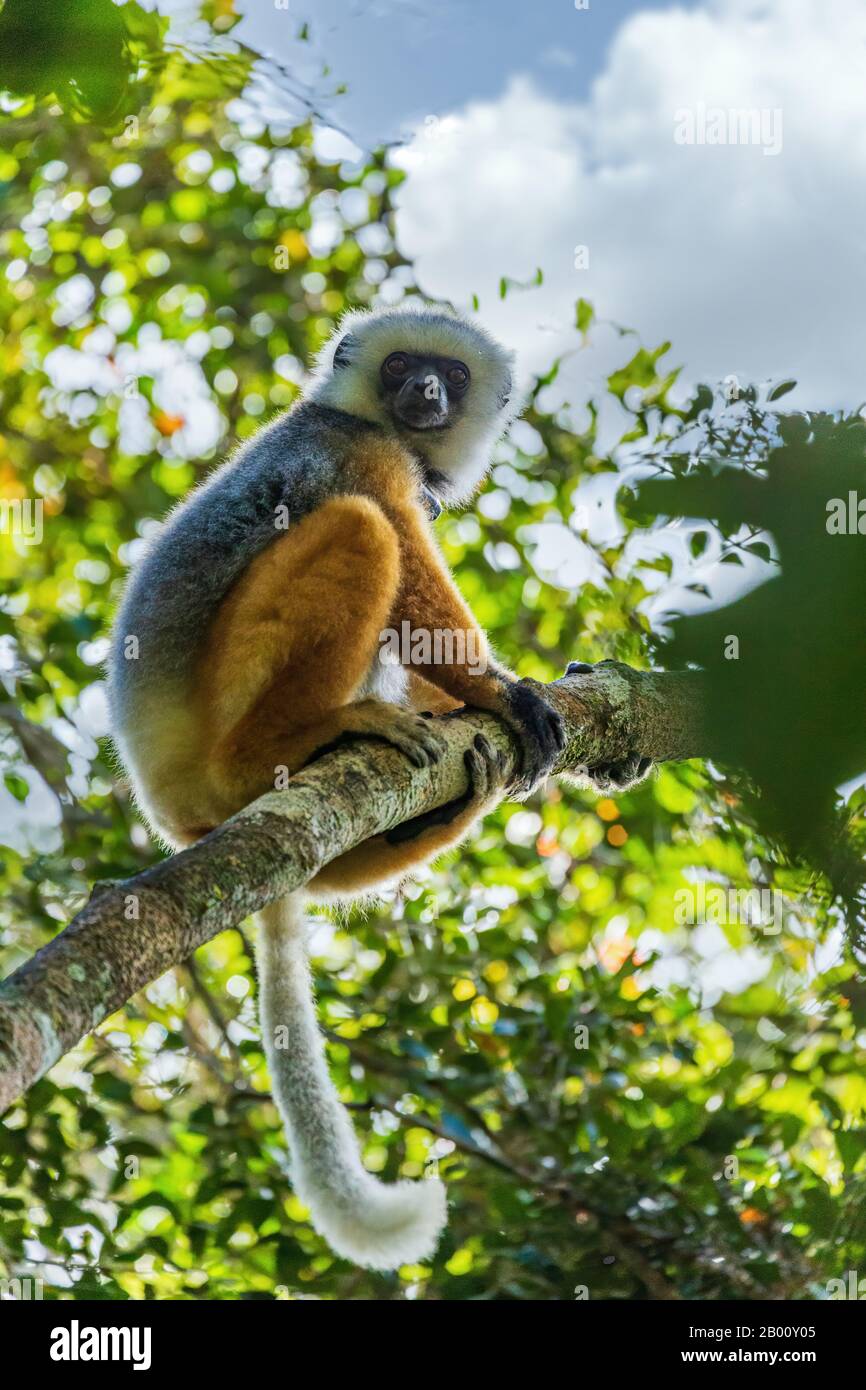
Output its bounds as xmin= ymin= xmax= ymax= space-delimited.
xmin=392 ymin=0 xmax=866 ymax=410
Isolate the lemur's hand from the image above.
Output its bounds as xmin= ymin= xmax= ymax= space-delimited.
xmin=563 ymin=660 xmax=653 ymax=791
xmin=498 ymin=678 xmax=565 ymax=797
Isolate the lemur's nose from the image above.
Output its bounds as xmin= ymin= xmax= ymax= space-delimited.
xmin=411 ymin=373 xmax=442 ymax=399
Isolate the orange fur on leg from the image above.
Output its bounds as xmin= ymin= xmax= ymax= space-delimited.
xmin=310 ymin=791 xmax=492 ymax=895
xmin=406 ymin=671 xmax=462 ymax=716
xmin=192 ymin=495 xmax=402 ymax=826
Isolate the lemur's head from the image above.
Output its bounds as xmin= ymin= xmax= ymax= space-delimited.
xmin=309 ymin=302 xmax=517 ymax=504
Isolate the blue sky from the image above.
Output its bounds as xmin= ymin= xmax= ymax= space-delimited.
xmin=236 ymin=0 xmax=699 ymax=147
xmin=221 ymin=0 xmax=866 ymax=419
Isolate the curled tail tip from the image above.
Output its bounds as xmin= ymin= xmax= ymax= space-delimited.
xmin=310 ymin=1176 xmax=448 ymax=1272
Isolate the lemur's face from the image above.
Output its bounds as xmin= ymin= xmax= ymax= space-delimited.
xmin=320 ymin=310 xmax=515 ymax=503
xmin=378 ymin=350 xmax=470 ymax=433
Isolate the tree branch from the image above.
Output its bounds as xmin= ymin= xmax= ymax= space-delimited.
xmin=0 ymin=662 xmax=710 ymax=1113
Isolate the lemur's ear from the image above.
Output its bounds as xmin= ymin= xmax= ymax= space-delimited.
xmin=333 ymin=332 xmax=356 ymax=369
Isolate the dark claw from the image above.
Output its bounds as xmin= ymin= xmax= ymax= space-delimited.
xmin=587 ymin=752 xmax=653 ymax=791
xmin=465 ymin=733 xmax=508 ymax=801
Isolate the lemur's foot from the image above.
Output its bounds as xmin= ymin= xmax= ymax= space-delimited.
xmin=585 ymin=753 xmax=653 ymax=792
xmin=563 ymin=661 xmax=653 ymax=791
xmin=376 ymin=707 xmax=447 ymax=767
xmin=503 ymin=679 xmax=565 ymax=798
xmin=385 ymin=733 xmax=506 ymax=845
xmin=341 ymin=703 xmax=447 ymax=768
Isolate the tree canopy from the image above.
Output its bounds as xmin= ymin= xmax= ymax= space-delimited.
xmin=1 ymin=1 xmax=864 ymax=1301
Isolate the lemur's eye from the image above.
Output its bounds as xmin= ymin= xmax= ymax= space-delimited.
xmin=383 ymin=353 xmax=409 ymax=378
xmin=446 ymin=363 xmax=470 ymax=389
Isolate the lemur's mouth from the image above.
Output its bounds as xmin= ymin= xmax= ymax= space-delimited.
xmin=392 ymin=399 xmax=450 ymax=431
xmin=401 ymin=417 xmax=451 ymax=432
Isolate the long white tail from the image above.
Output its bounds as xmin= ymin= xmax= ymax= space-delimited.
xmin=255 ymin=892 xmax=447 ymax=1270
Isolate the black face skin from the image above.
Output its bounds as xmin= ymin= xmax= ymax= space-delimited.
xmin=379 ymin=350 xmax=471 ymax=433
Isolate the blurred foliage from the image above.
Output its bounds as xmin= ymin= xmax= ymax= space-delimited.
xmin=0 ymin=0 xmax=172 ymax=122
xmin=1 ymin=6 xmax=865 ymax=1303
xmin=632 ymin=411 xmax=866 ymax=932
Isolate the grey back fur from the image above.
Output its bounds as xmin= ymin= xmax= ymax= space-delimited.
xmin=107 ymin=403 xmax=376 ymax=725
